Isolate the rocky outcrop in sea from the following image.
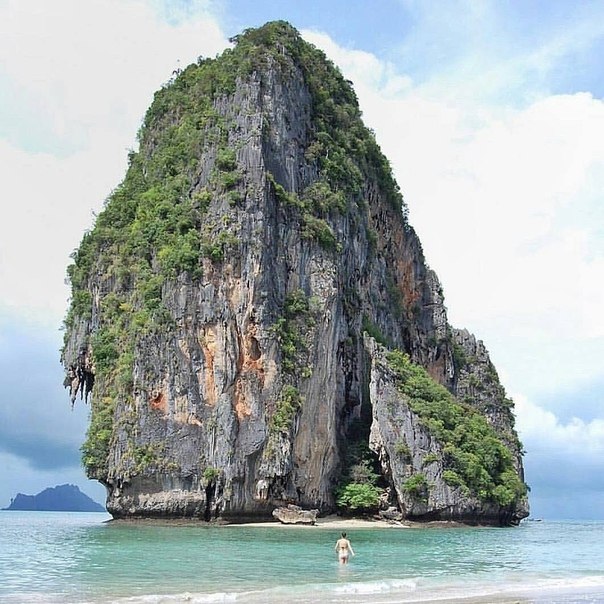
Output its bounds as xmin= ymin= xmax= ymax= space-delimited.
xmin=4 ymin=484 xmax=105 ymax=512
xmin=62 ymin=21 xmax=528 ymax=525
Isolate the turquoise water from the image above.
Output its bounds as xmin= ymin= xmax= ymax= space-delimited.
xmin=1 ymin=512 xmax=604 ymax=603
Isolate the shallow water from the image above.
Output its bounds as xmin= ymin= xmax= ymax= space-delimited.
xmin=1 ymin=512 xmax=603 ymax=603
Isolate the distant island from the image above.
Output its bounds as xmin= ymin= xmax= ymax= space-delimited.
xmin=3 ymin=484 xmax=105 ymax=512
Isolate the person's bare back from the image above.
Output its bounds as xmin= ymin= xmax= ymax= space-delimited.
xmin=335 ymin=532 xmax=355 ymax=564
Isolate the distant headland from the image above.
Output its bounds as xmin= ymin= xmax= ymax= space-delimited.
xmin=3 ymin=484 xmax=105 ymax=512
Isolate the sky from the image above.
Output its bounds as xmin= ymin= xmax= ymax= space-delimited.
xmin=0 ymin=0 xmax=602 ymax=519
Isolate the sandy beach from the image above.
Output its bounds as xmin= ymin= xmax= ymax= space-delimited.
xmin=234 ymin=514 xmax=411 ymax=529
xmin=221 ymin=511 xmax=483 ymax=533
xmin=234 ymin=514 xmax=469 ymax=529
xmin=108 ymin=514 xmax=467 ymax=530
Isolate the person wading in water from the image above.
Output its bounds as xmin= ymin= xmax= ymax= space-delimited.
xmin=335 ymin=532 xmax=355 ymax=564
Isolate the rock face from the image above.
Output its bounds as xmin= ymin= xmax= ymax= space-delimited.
xmin=62 ymin=22 xmax=528 ymax=525
xmin=367 ymin=338 xmax=526 ymax=525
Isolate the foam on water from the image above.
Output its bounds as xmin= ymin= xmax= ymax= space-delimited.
xmin=89 ymin=574 xmax=604 ymax=604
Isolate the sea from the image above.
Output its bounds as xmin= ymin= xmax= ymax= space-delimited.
xmin=1 ymin=512 xmax=604 ymax=604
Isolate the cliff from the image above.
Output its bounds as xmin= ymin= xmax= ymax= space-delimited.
xmin=3 ymin=484 xmax=105 ymax=512
xmin=62 ymin=21 xmax=528 ymax=525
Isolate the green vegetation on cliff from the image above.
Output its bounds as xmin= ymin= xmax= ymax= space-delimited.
xmin=336 ymin=417 xmax=385 ymax=514
xmin=230 ymin=22 xmax=406 ymax=213
xmin=65 ymin=20 xmax=406 ymax=337
xmin=386 ymin=350 xmax=527 ymax=507
xmin=65 ymin=30 xmax=404 ymax=332
xmin=81 ymin=395 xmax=115 ymax=476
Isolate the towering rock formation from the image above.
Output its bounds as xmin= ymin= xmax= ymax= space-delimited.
xmin=62 ymin=22 xmax=528 ymax=525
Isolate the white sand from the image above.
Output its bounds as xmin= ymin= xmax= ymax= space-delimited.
xmin=232 ymin=514 xmax=466 ymax=529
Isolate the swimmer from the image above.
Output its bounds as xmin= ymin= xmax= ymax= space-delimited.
xmin=335 ymin=532 xmax=355 ymax=564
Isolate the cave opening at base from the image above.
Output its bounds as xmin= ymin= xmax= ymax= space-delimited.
xmin=204 ymin=482 xmax=216 ymax=521
xmin=340 ymin=398 xmax=386 ymax=492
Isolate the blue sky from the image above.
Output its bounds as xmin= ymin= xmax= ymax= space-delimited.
xmin=0 ymin=0 xmax=602 ymax=518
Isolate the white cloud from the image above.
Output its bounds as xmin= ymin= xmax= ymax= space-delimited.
xmin=0 ymin=0 xmax=228 ymax=326
xmin=370 ymin=92 xmax=604 ymax=342
xmin=0 ymin=138 xmax=125 ymax=324
xmin=516 ymin=393 xmax=604 ymax=457
xmin=303 ymin=30 xmax=604 ymax=399
xmin=516 ymin=392 xmax=604 ymax=518
xmin=393 ymin=0 xmax=604 ymax=106
xmin=303 ymin=31 xmax=413 ymax=96
xmin=0 ymin=0 xmax=226 ymax=151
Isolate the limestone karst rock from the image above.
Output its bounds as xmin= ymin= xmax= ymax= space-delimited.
xmin=62 ymin=21 xmax=529 ymax=525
